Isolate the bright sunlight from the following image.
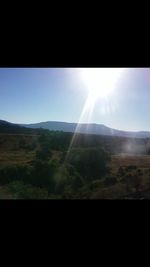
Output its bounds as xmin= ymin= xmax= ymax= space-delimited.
xmin=80 ymin=68 xmax=125 ymax=99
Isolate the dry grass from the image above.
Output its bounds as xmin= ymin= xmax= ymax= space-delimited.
xmin=1 ymin=134 xmax=150 ymax=199
xmin=0 ymin=134 xmax=39 ymax=167
xmin=0 ymin=186 xmax=12 ymax=199
xmin=92 ymin=154 xmax=150 ymax=199
xmin=91 ymin=183 xmax=127 ymax=199
xmin=111 ymin=154 xmax=150 ymax=169
xmin=0 ymin=150 xmax=36 ymax=167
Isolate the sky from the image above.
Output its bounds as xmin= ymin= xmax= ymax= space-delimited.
xmin=0 ymin=67 xmax=150 ymax=131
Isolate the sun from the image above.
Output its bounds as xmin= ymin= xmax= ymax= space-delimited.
xmin=65 ymin=68 xmax=125 ymax=156
xmin=80 ymin=68 xmax=124 ymax=99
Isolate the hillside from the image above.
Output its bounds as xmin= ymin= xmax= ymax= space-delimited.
xmin=22 ymin=121 xmax=150 ymax=138
xmin=2 ymin=119 xmax=150 ymax=139
xmin=0 ymin=120 xmax=49 ymax=135
xmin=1 ymin=120 xmax=150 ymax=198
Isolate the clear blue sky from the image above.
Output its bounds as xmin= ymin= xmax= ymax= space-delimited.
xmin=0 ymin=68 xmax=150 ymax=131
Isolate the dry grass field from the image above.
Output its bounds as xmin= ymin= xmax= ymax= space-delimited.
xmin=0 ymin=134 xmax=38 ymax=167
xmin=1 ymin=134 xmax=150 ymax=199
xmin=90 ymin=154 xmax=150 ymax=199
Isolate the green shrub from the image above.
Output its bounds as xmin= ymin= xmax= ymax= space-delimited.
xmin=103 ymin=176 xmax=117 ymax=186
xmin=30 ymin=160 xmax=57 ymax=193
xmin=36 ymin=147 xmax=52 ymax=161
xmin=0 ymin=165 xmax=32 ymax=185
xmin=126 ymin=165 xmax=137 ymax=172
xmin=8 ymin=181 xmax=48 ymax=199
xmin=67 ymin=147 xmax=111 ymax=182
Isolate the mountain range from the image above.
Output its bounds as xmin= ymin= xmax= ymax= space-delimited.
xmin=20 ymin=121 xmax=150 ymax=139
xmin=0 ymin=120 xmax=48 ymax=135
xmin=1 ymin=119 xmax=150 ymax=138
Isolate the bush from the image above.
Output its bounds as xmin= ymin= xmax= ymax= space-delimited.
xmin=103 ymin=176 xmax=117 ymax=186
xmin=36 ymin=147 xmax=52 ymax=161
xmin=31 ymin=160 xmax=57 ymax=193
xmin=8 ymin=181 xmax=48 ymax=199
xmin=81 ymin=180 xmax=104 ymax=192
xmin=53 ymin=163 xmax=84 ymax=195
xmin=67 ymin=147 xmax=111 ymax=182
xmin=54 ymin=165 xmax=70 ymax=194
xmin=23 ymin=142 xmax=37 ymax=151
xmin=0 ymin=165 xmax=32 ymax=185
xmin=126 ymin=165 xmax=137 ymax=172
xmin=59 ymin=151 xmax=67 ymax=164
xmin=123 ymin=170 xmax=142 ymax=193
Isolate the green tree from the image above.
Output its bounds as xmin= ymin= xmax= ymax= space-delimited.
xmin=67 ymin=147 xmax=111 ymax=182
xmin=31 ymin=160 xmax=56 ymax=193
xmin=36 ymin=147 xmax=52 ymax=161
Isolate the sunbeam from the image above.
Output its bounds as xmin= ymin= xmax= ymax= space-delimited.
xmin=65 ymin=68 xmax=125 ymax=163
xmin=65 ymin=95 xmax=95 ymax=162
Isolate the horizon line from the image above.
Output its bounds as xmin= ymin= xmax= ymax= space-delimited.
xmin=1 ymin=118 xmax=150 ymax=134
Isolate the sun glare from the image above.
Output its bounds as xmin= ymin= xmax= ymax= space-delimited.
xmin=65 ymin=68 xmax=125 ymax=157
xmin=80 ymin=68 xmax=124 ymax=99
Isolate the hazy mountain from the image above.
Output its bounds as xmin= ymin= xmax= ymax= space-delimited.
xmin=0 ymin=120 xmax=22 ymax=132
xmin=0 ymin=120 xmax=48 ymax=134
xmin=21 ymin=121 xmax=150 ymax=138
xmin=1 ymin=119 xmax=150 ymax=138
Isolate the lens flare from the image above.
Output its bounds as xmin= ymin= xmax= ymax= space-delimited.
xmin=65 ymin=68 xmax=125 ymax=162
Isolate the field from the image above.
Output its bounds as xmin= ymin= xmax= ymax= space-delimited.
xmin=101 ymin=154 xmax=150 ymax=199
xmin=0 ymin=133 xmax=150 ymax=199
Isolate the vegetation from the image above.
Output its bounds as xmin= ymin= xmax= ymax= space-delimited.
xmin=0 ymin=129 xmax=150 ymax=199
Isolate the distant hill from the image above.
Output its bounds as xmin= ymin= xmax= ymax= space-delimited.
xmin=21 ymin=121 xmax=150 ymax=138
xmin=1 ymin=119 xmax=150 ymax=154
xmin=0 ymin=120 xmax=23 ymax=133
xmin=1 ymin=119 xmax=150 ymax=139
xmin=0 ymin=120 xmax=48 ymax=135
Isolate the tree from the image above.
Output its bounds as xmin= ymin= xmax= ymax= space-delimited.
xmin=36 ymin=147 xmax=52 ymax=161
xmin=0 ymin=165 xmax=32 ymax=185
xmin=67 ymin=147 xmax=111 ymax=182
xmin=31 ymin=160 xmax=56 ymax=193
